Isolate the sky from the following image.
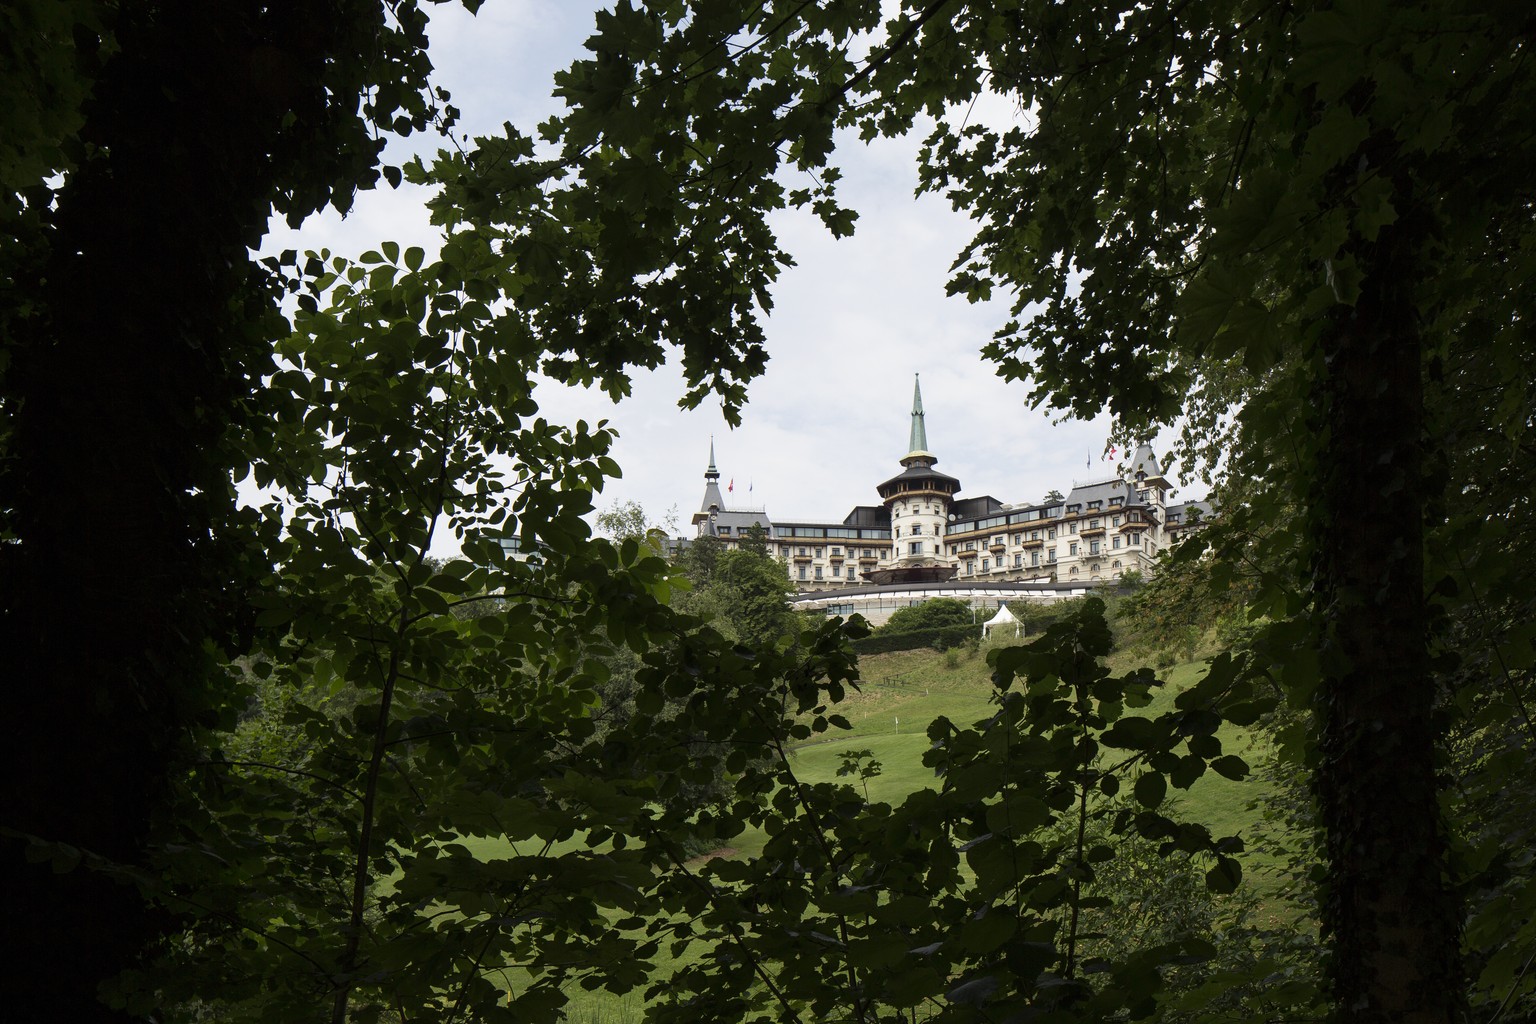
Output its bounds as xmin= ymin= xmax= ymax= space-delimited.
xmin=263 ymin=1 xmax=1197 ymax=546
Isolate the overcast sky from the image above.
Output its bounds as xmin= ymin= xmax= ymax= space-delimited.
xmin=264 ymin=1 xmax=1197 ymax=546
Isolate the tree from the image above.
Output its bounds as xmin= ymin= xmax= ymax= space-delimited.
xmin=596 ymin=498 xmax=679 ymax=544
xmin=1 ymin=2 xmax=465 ymax=1016
xmin=1042 ymin=489 xmax=1065 ymax=504
xmin=12 ymin=3 xmax=1532 ymax=1020
xmin=83 ymin=190 xmax=817 ymax=1021
xmin=676 ymin=538 xmax=798 ymax=649
xmin=451 ymin=2 xmax=1536 ymax=1019
xmin=880 ymin=596 xmax=974 ymax=633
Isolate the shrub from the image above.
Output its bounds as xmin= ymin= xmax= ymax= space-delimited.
xmin=852 ymin=623 xmax=978 ymax=655
xmin=879 ymin=597 xmax=974 ymax=634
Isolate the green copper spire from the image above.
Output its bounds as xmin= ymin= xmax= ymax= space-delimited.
xmin=907 ymin=374 xmax=930 ymax=457
xmin=707 ymin=436 xmax=718 ymax=478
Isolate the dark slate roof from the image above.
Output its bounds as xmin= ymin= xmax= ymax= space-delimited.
xmin=877 ymin=460 xmax=961 ymax=494
xmin=1166 ymin=500 xmax=1215 ymax=524
xmin=1128 ymin=443 xmax=1166 ymax=480
xmin=843 ymin=505 xmax=892 ymax=528
xmin=704 ymin=509 xmax=775 ymax=534
xmin=1065 ymin=478 xmax=1139 ymax=508
xmin=950 ymin=495 xmax=1007 ymax=521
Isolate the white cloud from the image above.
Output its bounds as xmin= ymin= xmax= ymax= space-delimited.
xmin=263 ymin=2 xmax=1200 ymax=553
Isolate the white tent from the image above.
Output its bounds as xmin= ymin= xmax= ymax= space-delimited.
xmin=982 ymin=604 xmax=1020 ymax=639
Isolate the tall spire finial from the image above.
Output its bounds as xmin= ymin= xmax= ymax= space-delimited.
xmin=694 ymin=437 xmax=726 ymax=525
xmin=907 ymin=374 xmax=930 ymax=457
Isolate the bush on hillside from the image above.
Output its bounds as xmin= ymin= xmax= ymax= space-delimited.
xmin=1005 ymin=596 xmax=1096 ymax=637
xmin=878 ymin=597 xmax=974 ymax=634
xmin=852 ymin=622 xmax=977 ymax=655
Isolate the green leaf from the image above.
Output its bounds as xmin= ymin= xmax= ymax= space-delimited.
xmin=1102 ymin=716 xmax=1159 ymax=750
xmin=1205 ymin=857 xmax=1242 ymax=894
xmin=1134 ymin=772 xmax=1166 ymax=809
xmin=961 ymin=908 xmax=1017 ymax=954
xmin=1210 ymin=755 xmax=1250 ymax=780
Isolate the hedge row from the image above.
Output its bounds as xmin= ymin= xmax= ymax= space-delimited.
xmin=851 ymin=623 xmax=979 ymax=655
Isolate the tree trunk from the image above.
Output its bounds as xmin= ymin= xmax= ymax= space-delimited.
xmin=1312 ymin=174 xmax=1462 ymax=1024
xmin=0 ymin=2 xmax=316 ymax=1014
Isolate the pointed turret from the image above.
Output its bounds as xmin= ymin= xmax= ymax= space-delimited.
xmin=1129 ymin=443 xmax=1169 ymax=486
xmin=904 ymin=374 xmax=934 ymax=463
xmin=879 ymin=374 xmax=959 ymax=500
xmin=692 ymin=438 xmax=727 ymax=528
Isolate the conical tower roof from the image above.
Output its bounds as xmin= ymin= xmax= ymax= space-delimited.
xmin=879 ymin=374 xmax=959 ymax=500
xmin=1129 ymin=443 xmax=1168 ymax=484
xmin=692 ymin=438 xmax=726 ymax=525
xmin=904 ymin=374 xmax=934 ymax=463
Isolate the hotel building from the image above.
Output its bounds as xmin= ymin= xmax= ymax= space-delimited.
xmin=690 ymin=376 xmax=1210 ymax=621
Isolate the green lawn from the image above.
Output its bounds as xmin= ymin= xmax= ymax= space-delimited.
xmin=439 ymin=642 xmax=1287 ymax=1019
xmin=792 ymin=647 xmax=1274 ymax=846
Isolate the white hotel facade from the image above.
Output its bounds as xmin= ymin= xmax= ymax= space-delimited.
xmin=689 ymin=377 xmax=1209 ymax=623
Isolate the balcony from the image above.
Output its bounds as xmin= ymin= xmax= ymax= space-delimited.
xmin=1080 ymin=525 xmax=1106 ymax=537
xmin=1020 ymin=536 xmax=1044 ymax=547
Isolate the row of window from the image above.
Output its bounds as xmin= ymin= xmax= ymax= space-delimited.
xmin=777 ymin=526 xmax=892 ymax=539
xmin=782 ymin=545 xmax=886 ymax=559
xmin=960 ymin=557 xmax=1128 ymax=577
xmin=796 ymin=563 xmax=861 ymax=581
xmin=774 ymin=531 xmax=1156 ymax=574
xmin=948 ymin=513 xmax=1152 ymax=550
xmin=945 ymin=495 xmax=1170 ymax=541
xmin=774 ymin=530 xmax=1156 ymax=563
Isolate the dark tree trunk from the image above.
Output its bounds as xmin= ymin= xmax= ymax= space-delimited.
xmin=1312 ymin=173 xmax=1463 ymax=1024
xmin=0 ymin=1 xmax=368 ymax=1014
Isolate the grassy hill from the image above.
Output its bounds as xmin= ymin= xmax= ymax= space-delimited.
xmin=464 ymin=640 xmax=1296 ymax=1021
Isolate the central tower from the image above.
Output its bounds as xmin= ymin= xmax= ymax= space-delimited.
xmin=870 ymin=375 xmax=959 ymax=583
